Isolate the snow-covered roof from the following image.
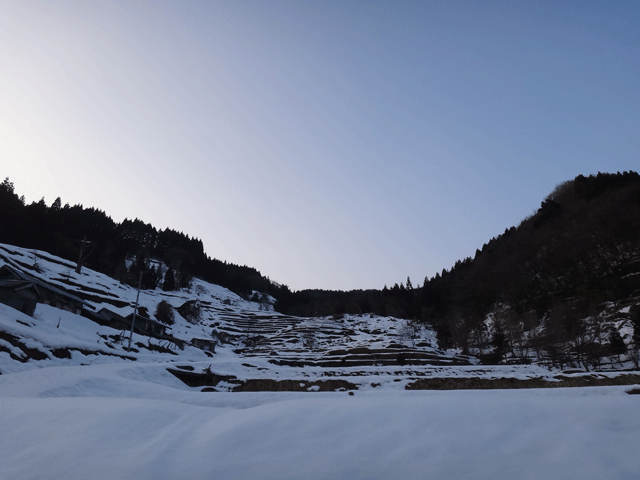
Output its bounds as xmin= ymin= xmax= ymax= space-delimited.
xmin=0 ymin=264 xmax=88 ymax=308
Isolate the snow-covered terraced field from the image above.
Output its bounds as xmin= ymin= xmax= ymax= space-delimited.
xmin=0 ymin=243 xmax=474 ymax=384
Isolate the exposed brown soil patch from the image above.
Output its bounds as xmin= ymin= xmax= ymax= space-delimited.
xmin=232 ymin=378 xmax=357 ymax=392
xmin=0 ymin=330 xmax=49 ymax=362
xmin=167 ymin=368 xmax=358 ymax=392
xmin=167 ymin=368 xmax=239 ymax=388
xmin=168 ymin=366 xmax=640 ymax=392
xmin=405 ymin=374 xmax=640 ymax=390
xmin=0 ymin=330 xmax=136 ymax=369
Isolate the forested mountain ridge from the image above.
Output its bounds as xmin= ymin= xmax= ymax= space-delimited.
xmin=422 ymin=171 xmax=640 ymax=358
xmin=0 ymin=178 xmax=290 ymax=302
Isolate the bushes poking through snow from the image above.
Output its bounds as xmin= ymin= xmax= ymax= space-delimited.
xmin=155 ymin=300 xmax=175 ymax=325
xmin=178 ymin=300 xmax=201 ymax=324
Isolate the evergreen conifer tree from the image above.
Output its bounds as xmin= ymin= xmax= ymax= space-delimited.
xmin=163 ymin=268 xmax=176 ymax=291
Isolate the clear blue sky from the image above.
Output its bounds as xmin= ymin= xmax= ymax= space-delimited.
xmin=1 ymin=1 xmax=638 ymax=291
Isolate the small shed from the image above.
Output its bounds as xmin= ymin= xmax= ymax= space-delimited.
xmin=191 ymin=337 xmax=217 ymax=353
xmin=0 ymin=265 xmax=87 ymax=316
xmin=126 ymin=312 xmax=168 ymax=337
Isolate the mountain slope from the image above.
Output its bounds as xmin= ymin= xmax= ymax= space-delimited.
xmin=276 ymin=172 xmax=640 ymax=370
xmin=1 ymin=243 xmax=495 ymax=390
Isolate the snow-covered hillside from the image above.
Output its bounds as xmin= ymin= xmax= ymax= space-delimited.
xmin=0 ymin=242 xmax=489 ymax=390
xmin=2 ymin=242 xmax=639 ymax=388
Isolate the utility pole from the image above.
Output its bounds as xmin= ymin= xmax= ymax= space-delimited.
xmin=75 ymin=235 xmax=95 ymax=274
xmin=127 ymin=272 xmax=143 ymax=352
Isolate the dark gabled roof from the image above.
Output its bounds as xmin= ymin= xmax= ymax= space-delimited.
xmin=0 ymin=264 xmax=88 ymax=307
xmin=124 ymin=311 xmax=169 ymax=330
xmin=96 ymin=307 xmax=126 ymax=321
xmin=96 ymin=307 xmax=169 ymax=331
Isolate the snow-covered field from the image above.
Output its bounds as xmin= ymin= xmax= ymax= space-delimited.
xmin=1 ymin=243 xmax=640 ymax=479
xmin=1 ymin=363 xmax=639 ymax=480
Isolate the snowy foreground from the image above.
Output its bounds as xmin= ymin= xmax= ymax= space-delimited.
xmin=1 ymin=363 xmax=639 ymax=480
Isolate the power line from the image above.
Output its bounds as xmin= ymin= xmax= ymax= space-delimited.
xmin=0 ymin=164 xmax=43 ymax=203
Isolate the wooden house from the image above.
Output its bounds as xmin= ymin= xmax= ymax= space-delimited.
xmin=0 ymin=265 xmax=87 ymax=316
xmin=94 ymin=307 xmax=169 ymax=338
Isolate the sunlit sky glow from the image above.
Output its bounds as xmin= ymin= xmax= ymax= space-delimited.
xmin=1 ymin=1 xmax=638 ymax=291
